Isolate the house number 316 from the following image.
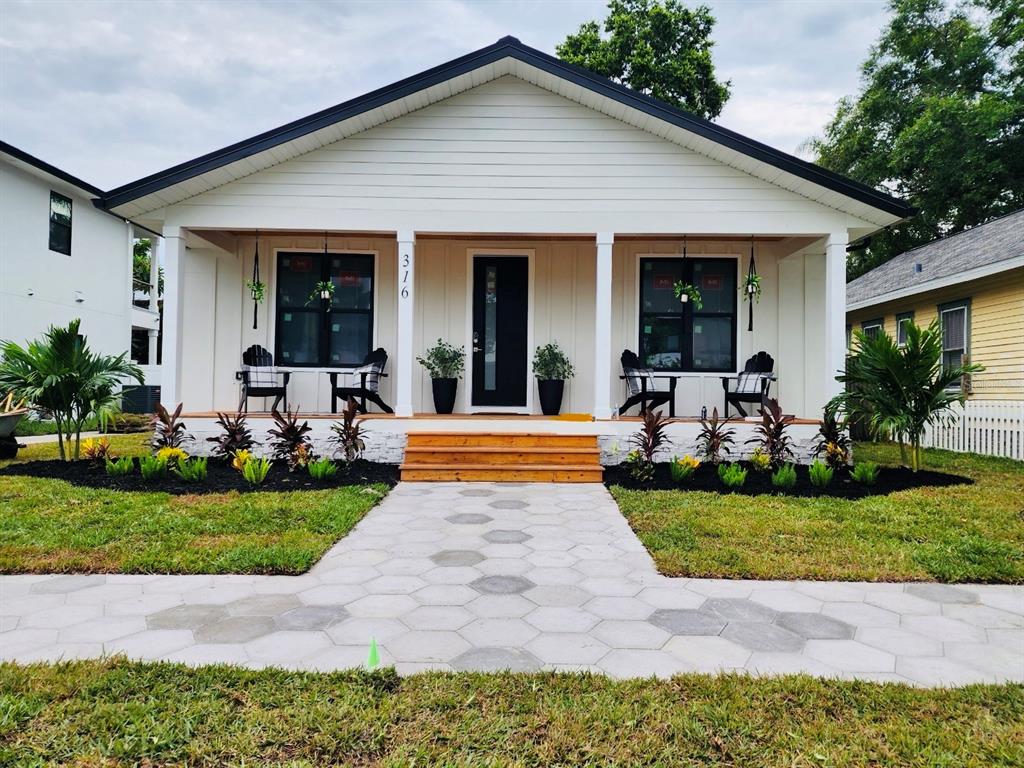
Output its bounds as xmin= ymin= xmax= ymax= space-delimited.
xmin=400 ymin=252 xmax=411 ymax=299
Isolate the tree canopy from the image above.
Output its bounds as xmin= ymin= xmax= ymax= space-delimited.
xmin=810 ymin=0 xmax=1024 ymax=280
xmin=556 ymin=0 xmax=730 ymax=120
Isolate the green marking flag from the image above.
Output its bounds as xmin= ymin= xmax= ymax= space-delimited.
xmin=366 ymin=637 xmax=380 ymax=671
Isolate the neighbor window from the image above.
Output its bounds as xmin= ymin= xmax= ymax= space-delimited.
xmin=861 ymin=319 xmax=883 ymax=340
xmin=939 ymin=300 xmax=969 ymax=378
xmin=639 ymin=257 xmax=736 ymax=372
xmin=275 ymin=251 xmax=374 ymax=367
xmin=48 ymin=191 xmax=72 ymax=255
xmin=896 ymin=312 xmax=914 ymax=347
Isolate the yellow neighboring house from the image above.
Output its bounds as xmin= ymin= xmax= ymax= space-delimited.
xmin=846 ymin=209 xmax=1024 ymax=400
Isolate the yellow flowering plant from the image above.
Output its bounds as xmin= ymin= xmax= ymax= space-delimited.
xmin=82 ymin=437 xmax=114 ymax=463
xmin=749 ymin=447 xmax=772 ymax=472
xmin=231 ymin=449 xmax=253 ymax=472
xmin=670 ymin=454 xmax=700 ymax=482
xmin=155 ymin=446 xmax=188 ymax=466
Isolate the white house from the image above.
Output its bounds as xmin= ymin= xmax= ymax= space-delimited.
xmin=0 ymin=141 xmax=162 ymax=409
xmin=95 ymin=38 xmax=912 ymax=475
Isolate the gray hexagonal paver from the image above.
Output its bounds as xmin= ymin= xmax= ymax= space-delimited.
xmin=276 ymin=605 xmax=350 ymax=631
xmin=430 ymin=550 xmax=485 ymax=567
xmin=147 ymin=604 xmax=228 ymax=630
xmin=226 ymin=594 xmax=301 ymax=616
xmin=702 ymin=598 xmax=777 ymax=623
xmin=488 ymin=499 xmax=528 ymax=510
xmin=648 ymin=609 xmax=726 ymax=636
xmin=446 ymin=513 xmax=493 ymax=524
xmin=906 ymin=584 xmax=979 ymax=604
xmin=451 ymin=646 xmax=542 ymax=672
xmin=470 ymin=575 xmax=535 ymax=595
xmin=194 ymin=616 xmax=276 ymax=644
xmin=459 ymin=488 xmax=496 ymax=497
xmin=721 ymin=622 xmax=805 ymax=652
xmin=483 ymin=529 xmax=532 ymax=544
xmin=775 ymin=612 xmax=855 ymax=640
xmin=30 ymin=575 xmax=105 ymax=594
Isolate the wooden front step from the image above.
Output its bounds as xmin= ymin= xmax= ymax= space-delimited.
xmin=401 ymin=432 xmax=603 ymax=482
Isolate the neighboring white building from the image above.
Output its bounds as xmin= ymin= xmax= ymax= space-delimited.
xmin=0 ymin=141 xmax=161 ymax=409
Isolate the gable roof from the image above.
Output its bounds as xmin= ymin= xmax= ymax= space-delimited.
xmin=847 ymin=209 xmax=1024 ymax=310
xmin=98 ymin=36 xmax=913 ymax=224
xmin=1 ymin=140 xmax=104 ymax=197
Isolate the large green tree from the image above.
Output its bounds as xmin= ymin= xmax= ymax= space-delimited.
xmin=557 ymin=0 xmax=730 ymax=119
xmin=810 ymin=0 xmax=1024 ymax=280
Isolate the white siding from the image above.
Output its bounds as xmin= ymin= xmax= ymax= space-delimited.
xmin=0 ymin=160 xmax=131 ymax=357
xmin=165 ymin=77 xmax=860 ymax=236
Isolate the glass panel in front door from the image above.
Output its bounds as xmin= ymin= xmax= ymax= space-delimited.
xmin=484 ymin=265 xmax=497 ymax=391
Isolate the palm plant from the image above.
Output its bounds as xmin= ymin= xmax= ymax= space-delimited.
xmin=267 ymin=408 xmax=313 ymax=470
xmin=207 ymin=411 xmax=255 ymax=459
xmin=697 ymin=407 xmax=735 ymax=464
xmin=0 ymin=320 xmax=142 ymax=460
xmin=745 ymin=398 xmax=794 ymax=468
xmin=830 ymin=320 xmax=981 ymax=471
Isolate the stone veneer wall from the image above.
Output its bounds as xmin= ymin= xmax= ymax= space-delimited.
xmin=598 ymin=433 xmax=821 ymax=466
xmin=181 ymin=426 xmax=407 ymax=464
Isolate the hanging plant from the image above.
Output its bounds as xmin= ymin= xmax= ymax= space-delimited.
xmin=246 ymin=279 xmax=266 ymax=303
xmin=742 ymin=272 xmax=762 ymax=303
xmin=249 ymin=240 xmax=262 ymax=330
xmin=306 ymin=280 xmax=335 ymax=305
xmin=673 ymin=280 xmax=703 ymax=310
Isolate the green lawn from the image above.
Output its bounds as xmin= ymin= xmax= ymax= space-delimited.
xmin=610 ymin=443 xmax=1024 ymax=583
xmin=2 ymin=660 xmax=1021 ymax=767
xmin=0 ymin=434 xmax=387 ymax=574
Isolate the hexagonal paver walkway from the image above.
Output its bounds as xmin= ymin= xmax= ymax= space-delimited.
xmin=2 ymin=482 xmax=1022 ymax=685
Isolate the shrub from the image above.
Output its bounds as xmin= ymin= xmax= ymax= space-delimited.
xmin=231 ymin=449 xmax=253 ymax=472
xmin=697 ymin=407 xmax=735 ymax=464
xmin=625 ymin=449 xmax=654 ymax=484
xmin=152 ymin=403 xmax=191 ymax=451
xmin=173 ymin=456 xmax=208 ymax=483
xmin=0 ymin=319 xmax=143 ymax=460
xmin=808 ymin=460 xmax=833 ymax=489
xmin=308 ymin=457 xmax=338 ymax=481
xmin=814 ymin=406 xmax=851 ymax=470
xmin=746 ymin=398 xmax=794 ymax=468
xmin=105 ymin=456 xmax=134 ymax=477
xmin=82 ymin=437 xmax=115 ymax=463
xmin=155 ymin=446 xmax=188 ymax=466
xmin=417 ymin=339 xmax=465 ymax=379
xmin=749 ymin=447 xmax=772 ymax=472
xmin=532 ymin=342 xmax=575 ymax=380
xmin=627 ymin=409 xmax=671 ymax=483
xmin=717 ymin=462 xmax=747 ymax=488
xmin=771 ymin=462 xmax=797 ymax=490
xmin=242 ymin=456 xmax=272 ymax=486
xmin=329 ymin=398 xmax=365 ymax=463
xmin=207 ymin=412 xmax=255 ymax=459
xmin=268 ymin=408 xmax=313 ymax=471
xmin=669 ymin=455 xmax=700 ymax=482
xmin=139 ymin=455 xmax=168 ymax=482
xmin=851 ymin=461 xmax=879 ymax=486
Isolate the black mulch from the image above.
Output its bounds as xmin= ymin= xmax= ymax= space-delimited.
xmin=0 ymin=458 xmax=399 ymax=495
xmin=603 ymin=461 xmax=972 ymax=499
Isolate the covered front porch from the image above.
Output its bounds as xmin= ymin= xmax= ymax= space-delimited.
xmin=162 ymin=227 xmax=848 ymax=430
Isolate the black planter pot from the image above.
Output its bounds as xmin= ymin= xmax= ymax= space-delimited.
xmin=537 ymin=379 xmax=565 ymax=416
xmin=431 ymin=378 xmax=458 ymax=414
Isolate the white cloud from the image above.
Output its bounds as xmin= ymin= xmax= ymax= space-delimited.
xmin=0 ymin=0 xmax=889 ymax=189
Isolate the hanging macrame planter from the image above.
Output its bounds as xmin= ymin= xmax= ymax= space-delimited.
xmin=245 ymin=239 xmax=266 ymax=330
xmin=743 ymin=236 xmax=762 ymax=332
xmin=673 ymin=235 xmax=703 ymax=309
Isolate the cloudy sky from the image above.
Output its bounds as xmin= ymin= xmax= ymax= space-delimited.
xmin=0 ymin=0 xmax=890 ymax=190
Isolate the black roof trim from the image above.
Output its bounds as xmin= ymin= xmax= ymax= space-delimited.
xmin=1 ymin=139 xmax=104 ymax=197
xmin=99 ymin=36 xmax=913 ymax=218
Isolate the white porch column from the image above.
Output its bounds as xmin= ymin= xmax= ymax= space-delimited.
xmin=160 ymin=228 xmax=186 ymax=408
xmin=593 ymin=232 xmax=615 ymax=419
xmin=824 ymin=231 xmax=849 ymax=403
xmin=395 ymin=230 xmax=416 ymax=417
xmin=148 ymin=236 xmax=161 ymax=365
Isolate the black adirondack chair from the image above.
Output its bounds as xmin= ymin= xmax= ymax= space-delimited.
xmin=328 ymin=348 xmax=392 ymax=414
xmin=619 ymin=349 xmax=678 ymax=417
xmin=721 ymin=352 xmax=775 ymax=417
xmin=236 ymin=344 xmax=290 ymax=412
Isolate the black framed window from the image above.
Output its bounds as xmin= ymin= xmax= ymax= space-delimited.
xmin=896 ymin=311 xmax=914 ymax=347
xmin=275 ymin=251 xmax=374 ymax=367
xmin=639 ymin=257 xmax=737 ymax=372
xmin=861 ymin=319 xmax=883 ymax=340
xmin=939 ymin=299 xmax=970 ymax=379
xmin=48 ymin=191 xmax=72 ymax=255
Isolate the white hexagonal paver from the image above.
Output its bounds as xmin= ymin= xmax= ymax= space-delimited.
xmin=403 ymin=605 xmax=473 ymax=631
xmin=804 ymin=640 xmax=895 ymax=673
xmin=459 ymin=618 xmax=540 ymax=647
xmin=388 ymin=630 xmax=471 ymax=663
xmin=526 ymin=633 xmax=610 ymax=665
xmin=592 ymin=620 xmax=669 ymax=650
xmin=664 ymin=636 xmax=751 ymax=669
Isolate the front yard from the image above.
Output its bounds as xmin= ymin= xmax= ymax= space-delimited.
xmin=610 ymin=443 xmax=1024 ymax=583
xmin=2 ymin=659 xmax=1021 ymax=766
xmin=0 ymin=434 xmax=388 ymax=574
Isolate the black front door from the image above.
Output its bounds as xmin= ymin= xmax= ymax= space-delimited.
xmin=472 ymin=256 xmax=528 ymax=408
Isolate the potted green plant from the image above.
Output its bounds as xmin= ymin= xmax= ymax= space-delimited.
xmin=673 ymin=281 xmax=703 ymax=310
xmin=246 ymin=279 xmax=266 ymax=304
xmin=532 ymin=342 xmax=575 ymax=415
xmin=306 ymin=280 xmax=335 ymax=305
xmin=742 ymin=272 xmax=762 ymax=302
xmin=417 ymin=339 xmax=465 ymax=414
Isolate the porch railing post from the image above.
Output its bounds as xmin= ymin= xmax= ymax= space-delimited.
xmin=824 ymin=231 xmax=849 ymax=408
xmin=593 ymin=232 xmax=615 ymax=419
xmin=160 ymin=227 xmax=186 ymax=408
xmin=395 ymin=230 xmax=416 ymax=417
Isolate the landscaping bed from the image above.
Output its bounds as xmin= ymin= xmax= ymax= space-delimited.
xmin=604 ymin=460 xmax=971 ymax=498
xmin=0 ymin=456 xmax=398 ymax=494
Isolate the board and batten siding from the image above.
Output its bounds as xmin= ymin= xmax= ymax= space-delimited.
xmin=847 ymin=267 xmax=1024 ymax=399
xmin=163 ymin=76 xmax=864 ymax=236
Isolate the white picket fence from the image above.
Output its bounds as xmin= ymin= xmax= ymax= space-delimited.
xmin=921 ymin=400 xmax=1024 ymax=460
